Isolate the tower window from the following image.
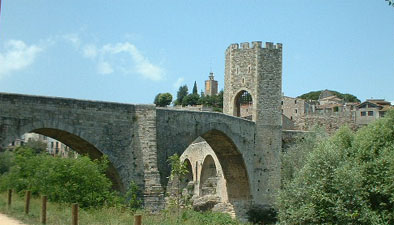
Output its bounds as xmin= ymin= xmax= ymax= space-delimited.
xmin=242 ymin=77 xmax=245 ymax=84
xmin=248 ymin=65 xmax=251 ymax=73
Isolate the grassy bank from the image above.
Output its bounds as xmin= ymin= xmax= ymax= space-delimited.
xmin=0 ymin=192 xmax=246 ymax=225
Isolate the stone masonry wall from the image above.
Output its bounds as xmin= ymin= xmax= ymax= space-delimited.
xmin=223 ymin=42 xmax=283 ymax=205
xmin=0 ymin=93 xmax=163 ymax=209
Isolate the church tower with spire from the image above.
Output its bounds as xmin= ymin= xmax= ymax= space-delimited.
xmin=204 ymin=72 xmax=218 ymax=96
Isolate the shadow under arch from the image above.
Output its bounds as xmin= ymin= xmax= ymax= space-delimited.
xmin=199 ymin=154 xmax=217 ymax=196
xmin=29 ymin=128 xmax=123 ymax=192
xmin=199 ymin=129 xmax=251 ymax=202
xmin=180 ymin=158 xmax=193 ymax=191
xmin=233 ymin=90 xmax=253 ymax=120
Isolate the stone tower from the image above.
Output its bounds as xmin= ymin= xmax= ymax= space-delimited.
xmin=204 ymin=72 xmax=218 ymax=96
xmin=223 ymin=41 xmax=282 ymax=205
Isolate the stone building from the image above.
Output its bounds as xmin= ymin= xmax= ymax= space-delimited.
xmin=204 ymin=72 xmax=218 ymax=96
xmin=6 ymin=132 xmax=74 ymax=157
xmin=47 ymin=138 xmax=74 ymax=157
xmin=281 ymin=96 xmax=313 ymax=121
xmin=355 ymin=99 xmax=392 ymax=125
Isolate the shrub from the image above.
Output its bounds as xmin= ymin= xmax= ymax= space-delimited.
xmin=247 ymin=204 xmax=277 ymax=224
xmin=0 ymin=147 xmax=116 ymax=208
xmin=0 ymin=150 xmax=14 ymax=175
xmin=277 ymin=110 xmax=394 ymax=224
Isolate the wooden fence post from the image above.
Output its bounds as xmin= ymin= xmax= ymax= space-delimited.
xmin=72 ymin=203 xmax=78 ymax=225
xmin=41 ymin=195 xmax=47 ymax=224
xmin=24 ymin=190 xmax=31 ymax=214
xmin=7 ymin=189 xmax=12 ymax=208
xmin=134 ymin=214 xmax=142 ymax=225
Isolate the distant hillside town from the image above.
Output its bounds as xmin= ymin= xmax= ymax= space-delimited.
xmin=169 ymin=73 xmax=393 ymax=134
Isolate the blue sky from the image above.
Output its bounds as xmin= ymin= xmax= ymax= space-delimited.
xmin=0 ymin=0 xmax=393 ymax=104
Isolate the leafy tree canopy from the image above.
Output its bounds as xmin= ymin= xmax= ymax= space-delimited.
xmin=175 ymin=85 xmax=188 ymax=106
xmin=278 ymin=110 xmax=394 ymax=224
xmin=192 ymin=81 xmax=198 ymax=95
xmin=25 ymin=139 xmax=47 ymax=154
xmin=297 ymin=89 xmax=360 ymax=102
xmin=182 ymin=93 xmax=200 ymax=106
xmin=0 ymin=147 xmax=118 ymax=208
xmin=154 ymin=92 xmax=173 ymax=107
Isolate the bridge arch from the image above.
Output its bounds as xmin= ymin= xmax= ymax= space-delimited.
xmin=1 ymin=124 xmax=123 ymax=191
xmin=180 ymin=158 xmax=193 ymax=191
xmin=199 ymin=130 xmax=251 ymax=202
xmin=199 ymin=154 xmax=217 ymax=196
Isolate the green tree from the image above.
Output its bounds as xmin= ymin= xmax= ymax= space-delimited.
xmin=167 ymin=153 xmax=189 ymax=214
xmin=0 ymin=147 xmax=116 ymax=208
xmin=175 ymin=85 xmax=188 ymax=106
xmin=182 ymin=93 xmax=200 ymax=106
xmin=25 ymin=139 xmax=47 ymax=154
xmin=198 ymin=90 xmax=223 ymax=111
xmin=154 ymin=92 xmax=173 ymax=107
xmin=192 ymin=81 xmax=198 ymax=95
xmin=387 ymin=0 xmax=393 ymax=6
xmin=0 ymin=150 xmax=14 ymax=175
xmin=124 ymin=181 xmax=142 ymax=211
xmin=278 ymin=110 xmax=394 ymax=224
xmin=297 ymin=89 xmax=360 ymax=102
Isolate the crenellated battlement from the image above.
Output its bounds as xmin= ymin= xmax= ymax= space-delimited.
xmin=227 ymin=41 xmax=282 ymax=51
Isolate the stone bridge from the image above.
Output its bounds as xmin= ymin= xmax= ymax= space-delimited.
xmin=0 ymin=92 xmax=267 ymax=208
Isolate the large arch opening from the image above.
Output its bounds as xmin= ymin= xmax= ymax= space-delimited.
xmin=3 ymin=128 xmax=123 ymax=192
xmin=200 ymin=155 xmax=217 ymax=196
xmin=180 ymin=158 xmax=193 ymax=192
xmin=173 ymin=130 xmax=251 ymax=217
xmin=201 ymin=130 xmax=250 ymax=202
xmin=234 ymin=90 xmax=253 ymax=120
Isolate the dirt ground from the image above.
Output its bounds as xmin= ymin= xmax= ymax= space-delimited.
xmin=0 ymin=213 xmax=26 ymax=225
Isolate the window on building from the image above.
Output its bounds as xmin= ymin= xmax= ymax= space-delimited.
xmin=294 ymin=100 xmax=297 ymax=104
xmin=248 ymin=65 xmax=251 ymax=73
xmin=368 ymin=111 xmax=374 ymax=116
xmin=295 ymin=109 xmax=298 ymax=114
xmin=281 ymin=101 xmax=283 ymax=105
xmin=361 ymin=111 xmax=366 ymax=116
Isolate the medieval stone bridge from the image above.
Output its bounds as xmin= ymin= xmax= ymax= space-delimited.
xmin=0 ymin=93 xmax=255 ymax=204
xmin=0 ymin=92 xmax=293 ymax=213
xmin=0 ymin=41 xmax=292 ymax=218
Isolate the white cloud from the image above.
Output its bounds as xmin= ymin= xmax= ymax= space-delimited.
xmin=391 ymin=101 xmax=394 ymax=105
xmin=98 ymin=42 xmax=165 ymax=81
xmin=63 ymin=33 xmax=81 ymax=48
xmin=82 ymin=44 xmax=98 ymax=59
xmin=61 ymin=33 xmax=165 ymax=81
xmin=0 ymin=40 xmax=43 ymax=78
xmin=173 ymin=77 xmax=185 ymax=89
xmin=97 ymin=61 xmax=114 ymax=74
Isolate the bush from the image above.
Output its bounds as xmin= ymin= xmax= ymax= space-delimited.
xmin=247 ymin=204 xmax=277 ymax=224
xmin=0 ymin=147 xmax=117 ymax=208
xmin=0 ymin=150 xmax=14 ymax=175
xmin=277 ymin=110 xmax=394 ymax=224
